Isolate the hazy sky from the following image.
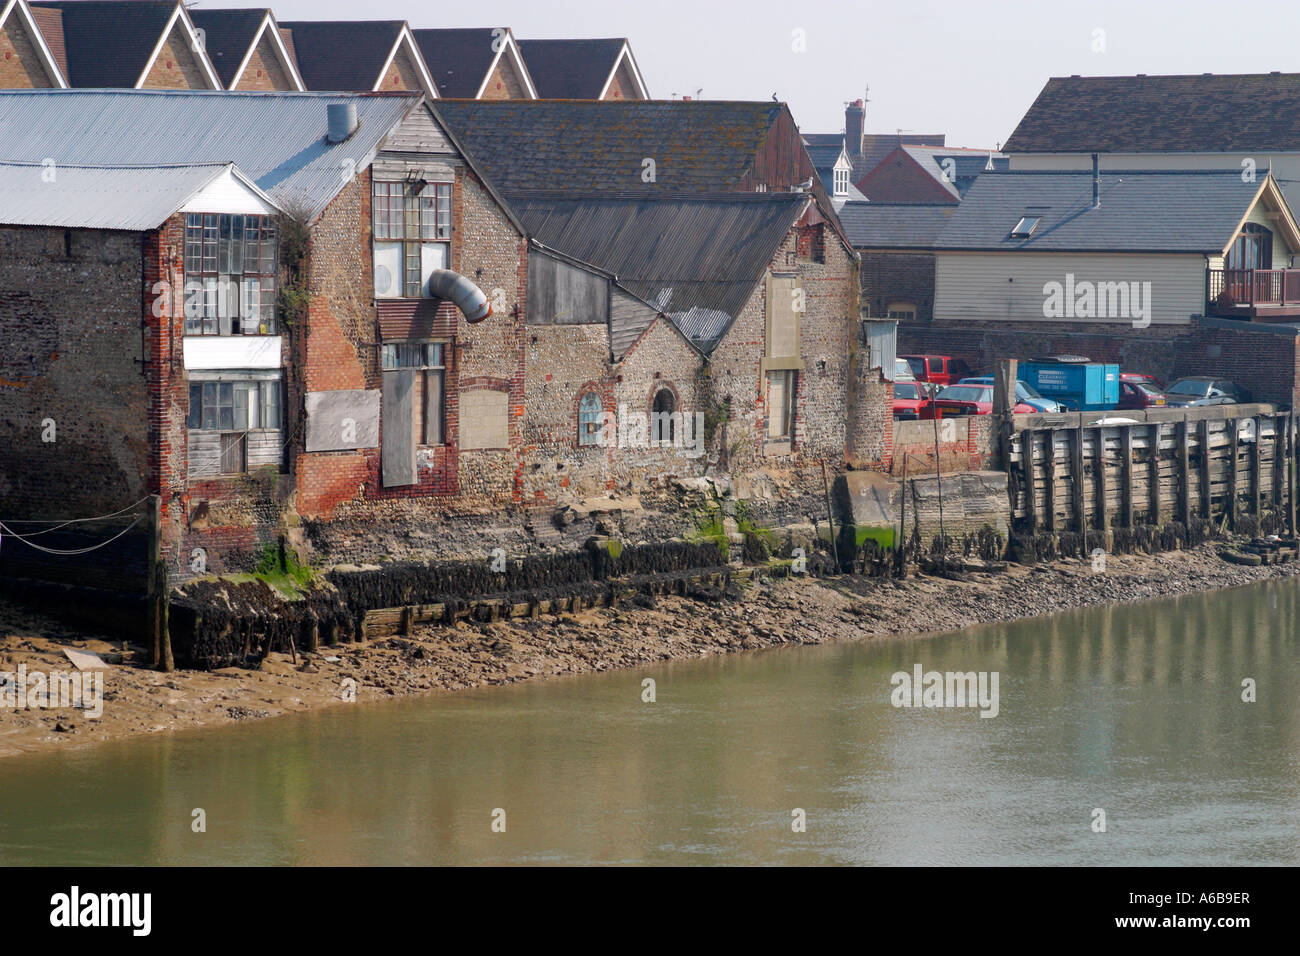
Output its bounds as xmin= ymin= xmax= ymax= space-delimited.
xmin=254 ymin=0 xmax=1300 ymax=148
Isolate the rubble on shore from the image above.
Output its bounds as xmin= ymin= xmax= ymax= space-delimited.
xmin=1 ymin=542 xmax=1295 ymax=759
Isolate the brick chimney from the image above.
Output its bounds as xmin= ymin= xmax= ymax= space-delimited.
xmin=845 ymin=98 xmax=865 ymax=157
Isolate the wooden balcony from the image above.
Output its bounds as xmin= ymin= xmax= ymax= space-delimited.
xmin=1207 ymin=268 xmax=1300 ymax=319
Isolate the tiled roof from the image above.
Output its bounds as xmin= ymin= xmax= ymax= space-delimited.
xmin=26 ymin=3 xmax=66 ymax=77
xmin=30 ymin=0 xmax=178 ymax=87
xmin=412 ymin=28 xmax=500 ymax=98
xmin=189 ymin=8 xmax=269 ymax=87
xmin=517 ymin=37 xmax=624 ymax=98
xmin=515 ymin=192 xmax=806 ymax=351
xmin=279 ymin=19 xmax=405 ymax=90
xmin=435 ymin=99 xmax=786 ymax=198
xmin=933 ymin=169 xmax=1274 ymax=253
xmin=0 ymin=88 xmax=422 ymax=221
xmin=839 ymin=201 xmax=957 ymax=249
xmin=1004 ymin=73 xmax=1300 ymax=153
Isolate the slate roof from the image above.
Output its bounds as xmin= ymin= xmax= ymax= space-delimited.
xmin=839 ymin=201 xmax=957 ymax=249
xmin=0 ymin=160 xmax=272 ymax=229
xmin=189 ymin=8 xmax=271 ymax=88
xmin=412 ymin=28 xmax=501 ymax=98
xmin=280 ymin=19 xmax=406 ymax=91
xmin=933 ymin=169 xmax=1277 ymax=253
xmin=1004 ymin=73 xmax=1300 ymax=153
xmin=434 ymin=99 xmax=787 ymax=198
xmin=0 ymin=88 xmax=422 ymax=221
xmin=30 ymin=0 xmax=178 ymax=87
xmin=903 ymin=146 xmax=1008 ymax=197
xmin=517 ymin=38 xmax=625 ymax=98
xmin=515 ymin=192 xmax=806 ymax=351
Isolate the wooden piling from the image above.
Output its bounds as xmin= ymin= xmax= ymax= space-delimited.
xmin=1044 ymin=429 xmax=1057 ymax=532
xmin=1149 ymin=423 xmax=1162 ymax=524
xmin=1071 ymin=426 xmax=1085 ymax=533
xmin=1095 ymin=425 xmax=1109 ymax=535
xmin=1251 ymin=416 xmax=1263 ymax=517
xmin=145 ymin=494 xmax=174 ymax=672
xmin=1022 ymin=428 xmax=1037 ymax=533
xmin=1178 ymin=419 xmax=1192 ymax=526
xmin=1226 ymin=417 xmax=1239 ymax=529
xmin=1120 ymin=425 xmax=1134 ymax=529
xmin=1198 ymin=419 xmax=1212 ymax=520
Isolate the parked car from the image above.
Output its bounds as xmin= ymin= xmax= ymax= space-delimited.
xmin=900 ymin=354 xmax=974 ymax=386
xmin=1163 ymin=377 xmax=1249 ymax=407
xmin=1117 ymin=380 xmax=1167 ymax=410
xmin=892 ymin=380 xmax=933 ymax=420
xmin=1120 ymin=371 xmax=1165 ymax=391
xmin=920 ymin=384 xmax=1035 ymax=418
xmin=957 ymin=376 xmax=1065 ymax=413
xmin=894 ymin=357 xmax=916 ymax=382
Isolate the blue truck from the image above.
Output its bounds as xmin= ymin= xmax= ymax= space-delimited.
xmin=1018 ymin=358 xmax=1120 ymax=411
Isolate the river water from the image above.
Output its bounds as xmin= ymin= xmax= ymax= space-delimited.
xmin=1 ymin=578 xmax=1297 ymax=866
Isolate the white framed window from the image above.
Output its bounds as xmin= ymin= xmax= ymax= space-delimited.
xmin=833 ymin=166 xmax=850 ymax=197
xmin=886 ymin=301 xmax=917 ymax=321
xmin=373 ymin=180 xmax=452 ymax=298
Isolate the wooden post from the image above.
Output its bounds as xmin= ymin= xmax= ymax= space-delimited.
xmin=1072 ymin=425 xmax=1086 ymax=533
xmin=1022 ymin=428 xmax=1038 ymax=533
xmin=1273 ymin=414 xmax=1286 ymax=508
xmin=1284 ymin=413 xmax=1294 ymax=538
xmin=1044 ymin=429 xmax=1057 ymax=533
xmin=1226 ymin=417 xmax=1239 ymax=530
xmin=1199 ymin=418 xmax=1212 ymax=521
xmin=1251 ymin=416 xmax=1263 ymax=518
xmin=1121 ymin=425 xmax=1134 ymax=529
xmin=1149 ymin=423 xmax=1162 ymax=526
xmin=1095 ymin=425 xmax=1110 ymax=535
xmin=993 ymin=358 xmax=1018 ymax=472
xmin=1178 ymin=419 xmax=1191 ymax=526
xmin=145 ymin=494 xmax=174 ymax=672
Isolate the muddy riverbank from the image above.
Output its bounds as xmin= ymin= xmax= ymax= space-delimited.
xmin=1 ymin=541 xmax=1297 ymax=759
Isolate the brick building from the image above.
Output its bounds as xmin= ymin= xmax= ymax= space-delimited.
xmin=0 ymin=0 xmax=66 ymax=87
xmin=1 ymin=88 xmax=887 ymax=580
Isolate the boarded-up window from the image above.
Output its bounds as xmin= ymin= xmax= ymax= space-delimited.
xmin=766 ymin=274 xmax=802 ymax=366
xmin=381 ymin=342 xmax=446 ymax=446
xmin=526 ymin=251 xmax=609 ymax=325
xmin=460 ymin=389 xmax=509 ymax=450
xmin=381 ymin=369 xmax=416 ymax=486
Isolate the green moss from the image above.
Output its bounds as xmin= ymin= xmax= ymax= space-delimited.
xmin=252 ymin=542 xmax=316 ymax=598
xmin=854 ymin=525 xmax=896 ymax=549
xmin=604 ymin=538 xmax=624 ymax=560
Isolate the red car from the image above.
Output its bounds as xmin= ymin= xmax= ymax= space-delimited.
xmin=920 ymin=384 xmax=1035 ymax=418
xmin=1120 ymin=371 xmax=1165 ymax=390
xmin=893 ymin=381 xmax=933 ymax=420
xmin=900 ymin=354 xmax=975 ymax=387
xmin=1117 ymin=380 xmax=1167 ymax=410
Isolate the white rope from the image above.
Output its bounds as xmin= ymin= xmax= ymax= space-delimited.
xmin=0 ymin=514 xmax=146 ymax=555
xmin=0 ymin=496 xmax=152 ymax=530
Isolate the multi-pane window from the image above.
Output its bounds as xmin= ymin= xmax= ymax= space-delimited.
xmin=183 ymin=213 xmax=278 ymax=335
xmin=381 ymin=341 xmax=446 ymax=445
xmin=833 ymin=166 xmax=850 ymax=197
xmin=373 ymin=180 xmax=453 ymax=298
xmin=186 ymin=380 xmax=282 ymax=432
xmin=578 ymin=392 xmax=604 ymax=446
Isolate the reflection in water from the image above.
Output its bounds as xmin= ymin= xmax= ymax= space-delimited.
xmin=1 ymin=578 xmax=1297 ymax=865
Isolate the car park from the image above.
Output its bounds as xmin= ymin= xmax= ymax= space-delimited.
xmin=1163 ymin=377 xmax=1249 ymax=407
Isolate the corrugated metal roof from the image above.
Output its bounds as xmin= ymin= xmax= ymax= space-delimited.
xmin=0 ymin=89 xmax=421 ymax=221
xmin=518 ymin=192 xmax=804 ymax=351
xmin=0 ymin=161 xmax=264 ymax=230
xmin=934 ymin=169 xmax=1270 ymax=253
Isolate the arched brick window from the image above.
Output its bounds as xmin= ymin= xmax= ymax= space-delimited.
xmin=652 ymin=387 xmax=676 ymax=445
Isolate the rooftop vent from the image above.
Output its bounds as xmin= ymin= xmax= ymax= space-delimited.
xmin=326 ymin=103 xmax=358 ymax=143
